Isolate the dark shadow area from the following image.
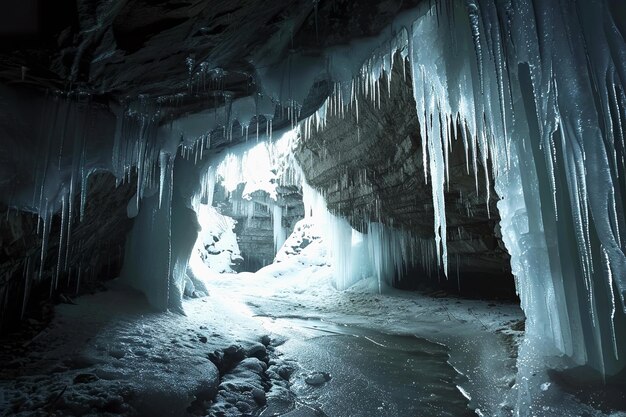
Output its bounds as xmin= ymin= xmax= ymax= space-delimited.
xmin=548 ymin=367 xmax=626 ymax=414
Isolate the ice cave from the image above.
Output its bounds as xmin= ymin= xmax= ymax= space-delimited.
xmin=0 ymin=0 xmax=625 ymax=416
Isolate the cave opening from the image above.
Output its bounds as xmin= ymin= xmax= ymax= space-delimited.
xmin=1 ymin=0 xmax=626 ymax=416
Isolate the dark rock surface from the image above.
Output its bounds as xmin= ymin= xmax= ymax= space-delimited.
xmin=0 ymin=0 xmax=423 ymax=120
xmin=0 ymin=172 xmax=136 ymax=333
xmin=295 ymin=55 xmax=514 ymax=296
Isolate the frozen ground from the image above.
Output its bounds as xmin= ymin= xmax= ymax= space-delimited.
xmin=1 ymin=238 xmax=624 ymax=416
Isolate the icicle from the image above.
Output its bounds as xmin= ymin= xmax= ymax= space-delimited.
xmin=159 ymin=152 xmax=168 ymax=209
xmin=603 ymin=246 xmax=619 ymax=360
xmin=272 ymin=205 xmax=286 ymax=253
xmin=39 ymin=201 xmax=51 ymax=282
xmin=80 ymin=149 xmax=88 ymax=221
xmin=55 ymin=194 xmax=68 ymax=291
xmin=75 ymin=263 xmax=82 ymax=295
xmin=21 ymin=258 xmax=32 ymax=319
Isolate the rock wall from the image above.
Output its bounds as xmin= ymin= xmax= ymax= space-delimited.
xmin=295 ymin=55 xmax=514 ymax=297
xmin=0 ymin=172 xmax=136 ymax=333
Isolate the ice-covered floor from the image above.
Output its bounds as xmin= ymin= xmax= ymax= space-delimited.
xmin=2 ymin=257 xmax=624 ymax=416
xmin=209 ymin=262 xmax=523 ymax=417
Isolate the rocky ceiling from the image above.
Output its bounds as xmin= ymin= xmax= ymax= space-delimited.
xmin=0 ymin=0 xmax=423 ymax=120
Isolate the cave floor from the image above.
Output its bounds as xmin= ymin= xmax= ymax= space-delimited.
xmin=2 ymin=264 xmax=615 ymax=417
xmin=208 ymin=265 xmax=524 ymax=417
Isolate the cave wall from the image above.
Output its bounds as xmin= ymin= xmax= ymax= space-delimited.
xmin=0 ymin=0 xmax=622 ymax=381
xmin=0 ymin=172 xmax=136 ymax=333
xmin=295 ymin=55 xmax=514 ymax=297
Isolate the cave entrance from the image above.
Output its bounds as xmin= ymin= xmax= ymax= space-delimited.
xmin=187 ymin=129 xmax=305 ymax=284
xmin=185 ymin=124 xmax=518 ymax=300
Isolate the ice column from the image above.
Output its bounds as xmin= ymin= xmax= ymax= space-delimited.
xmin=272 ymin=205 xmax=287 ymax=253
xmin=406 ymin=0 xmax=625 ymax=376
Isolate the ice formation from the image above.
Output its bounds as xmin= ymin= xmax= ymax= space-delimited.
xmin=272 ymin=205 xmax=287 ymax=253
xmin=295 ymin=0 xmax=626 ymax=378
xmin=300 ymin=179 xmax=437 ymax=291
xmin=411 ymin=0 xmax=626 ymax=378
xmin=0 ymin=88 xmax=128 ymax=317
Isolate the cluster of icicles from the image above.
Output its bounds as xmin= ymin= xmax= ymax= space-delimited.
xmin=2 ymin=95 xmax=111 ymax=321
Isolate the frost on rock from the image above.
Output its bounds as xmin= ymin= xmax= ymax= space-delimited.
xmin=274 ymin=218 xmax=325 ymax=264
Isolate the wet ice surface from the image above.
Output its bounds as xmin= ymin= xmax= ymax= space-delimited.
xmin=259 ymin=318 xmax=473 ymax=417
xmin=209 ymin=260 xmax=626 ymax=417
xmin=211 ymin=268 xmax=523 ymax=417
xmin=5 ymin=262 xmax=620 ymax=416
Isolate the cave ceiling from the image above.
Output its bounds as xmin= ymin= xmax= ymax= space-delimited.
xmin=0 ymin=0 xmax=423 ymax=121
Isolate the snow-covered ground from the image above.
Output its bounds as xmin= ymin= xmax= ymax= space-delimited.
xmin=1 ymin=274 xmax=518 ymax=417
xmin=1 ymin=224 xmax=624 ymax=417
xmin=210 ymin=251 xmax=524 ymax=416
